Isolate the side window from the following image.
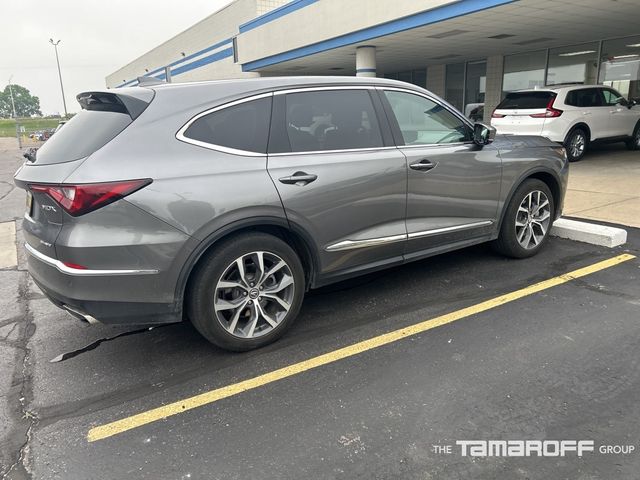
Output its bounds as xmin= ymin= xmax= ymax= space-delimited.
xmin=284 ymin=90 xmax=384 ymax=152
xmin=383 ymin=90 xmax=471 ymax=145
xmin=601 ymin=89 xmax=627 ymax=107
xmin=182 ymin=96 xmax=272 ymax=153
xmin=566 ymin=89 xmax=602 ymax=108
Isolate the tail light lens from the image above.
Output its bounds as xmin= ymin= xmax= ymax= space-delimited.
xmin=530 ymin=96 xmax=562 ymax=118
xmin=29 ymin=179 xmax=152 ymax=216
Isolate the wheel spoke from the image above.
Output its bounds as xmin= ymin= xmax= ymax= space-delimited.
xmin=256 ymin=302 xmax=278 ymax=328
xmin=226 ymin=299 xmax=249 ymax=333
xmin=236 ymin=258 xmax=248 ymax=287
xmin=532 ymin=221 xmax=547 ymax=236
xmin=259 ymin=260 xmax=286 ymax=286
xmin=534 ymin=210 xmax=550 ymax=222
xmin=215 ymin=297 xmax=245 ymax=312
xmin=262 ymin=292 xmax=291 ymax=312
xmin=517 ymin=226 xmax=527 ymax=243
xmin=522 ymin=224 xmax=533 ymax=247
xmin=254 ymin=252 xmax=265 ymax=284
xmin=243 ymin=302 xmax=259 ymax=337
xmin=265 ymin=274 xmax=294 ymax=294
xmin=218 ymin=280 xmax=246 ymax=290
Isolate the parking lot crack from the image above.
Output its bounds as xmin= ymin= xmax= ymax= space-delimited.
xmin=49 ymin=324 xmax=173 ymax=363
xmin=1 ymin=272 xmax=36 ymax=480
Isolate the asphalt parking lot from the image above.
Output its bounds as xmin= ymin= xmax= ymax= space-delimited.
xmin=1 ymin=139 xmax=639 ymax=479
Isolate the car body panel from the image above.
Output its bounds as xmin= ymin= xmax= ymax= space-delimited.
xmin=267 ymin=148 xmax=408 ymax=275
xmin=400 ymin=142 xmax=502 ymax=254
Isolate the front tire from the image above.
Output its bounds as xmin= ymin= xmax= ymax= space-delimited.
xmin=493 ymin=179 xmax=555 ymax=259
xmin=187 ymin=233 xmax=305 ymax=351
xmin=564 ymin=128 xmax=587 ymax=162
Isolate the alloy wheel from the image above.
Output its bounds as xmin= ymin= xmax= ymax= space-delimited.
xmin=214 ymin=251 xmax=295 ymax=338
xmin=515 ymin=190 xmax=551 ymax=250
xmin=569 ymin=131 xmax=585 ymax=159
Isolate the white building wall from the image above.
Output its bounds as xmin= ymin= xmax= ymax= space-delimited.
xmin=106 ymin=0 xmax=280 ymax=88
xmin=236 ymin=0 xmax=457 ymax=65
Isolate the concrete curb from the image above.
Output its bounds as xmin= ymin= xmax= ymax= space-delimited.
xmin=550 ymin=218 xmax=627 ymax=248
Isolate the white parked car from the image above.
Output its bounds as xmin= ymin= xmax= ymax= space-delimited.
xmin=491 ymin=85 xmax=640 ymax=161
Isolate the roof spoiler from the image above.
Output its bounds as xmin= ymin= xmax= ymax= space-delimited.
xmin=76 ymin=89 xmax=155 ymax=120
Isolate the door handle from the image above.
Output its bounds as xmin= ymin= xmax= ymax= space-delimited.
xmin=409 ymin=159 xmax=438 ymax=172
xmin=582 ymin=111 xmax=591 ymax=115
xmin=278 ymin=171 xmax=318 ymax=186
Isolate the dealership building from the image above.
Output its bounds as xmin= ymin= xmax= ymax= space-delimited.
xmin=106 ymin=0 xmax=640 ymax=123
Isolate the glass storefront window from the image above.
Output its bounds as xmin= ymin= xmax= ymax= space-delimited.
xmin=599 ymin=35 xmax=640 ymax=101
xmin=547 ymin=42 xmax=599 ymax=86
xmin=445 ymin=63 xmax=465 ymax=111
xmin=384 ymin=69 xmax=427 ymax=88
xmin=464 ymin=61 xmax=486 ymax=121
xmin=503 ymin=50 xmax=546 ymax=94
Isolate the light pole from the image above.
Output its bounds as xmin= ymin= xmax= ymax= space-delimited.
xmin=7 ymin=75 xmax=21 ymax=148
xmin=49 ymin=38 xmax=68 ymax=118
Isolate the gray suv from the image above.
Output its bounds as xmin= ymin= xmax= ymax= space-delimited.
xmin=14 ymin=77 xmax=568 ymax=351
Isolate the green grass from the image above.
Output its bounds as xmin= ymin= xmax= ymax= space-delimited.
xmin=0 ymin=118 xmax=62 ymax=137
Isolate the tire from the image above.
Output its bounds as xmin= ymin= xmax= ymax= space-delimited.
xmin=625 ymin=122 xmax=640 ymax=151
xmin=564 ymin=128 xmax=588 ymax=162
xmin=187 ymin=232 xmax=305 ymax=351
xmin=492 ymin=179 xmax=555 ymax=259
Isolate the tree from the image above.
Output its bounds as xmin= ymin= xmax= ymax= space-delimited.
xmin=0 ymin=84 xmax=42 ymax=118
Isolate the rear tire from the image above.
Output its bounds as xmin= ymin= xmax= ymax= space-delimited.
xmin=493 ymin=179 xmax=555 ymax=259
xmin=625 ymin=122 xmax=640 ymax=151
xmin=564 ymin=128 xmax=588 ymax=162
xmin=187 ymin=233 xmax=305 ymax=351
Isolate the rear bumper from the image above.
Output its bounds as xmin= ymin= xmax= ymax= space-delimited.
xmin=26 ymin=246 xmax=182 ymax=325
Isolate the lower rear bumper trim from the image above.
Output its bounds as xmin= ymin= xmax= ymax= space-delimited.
xmin=25 ymin=243 xmax=159 ymax=276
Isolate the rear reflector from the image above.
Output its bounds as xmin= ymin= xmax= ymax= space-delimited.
xmin=29 ymin=179 xmax=152 ymax=216
xmin=61 ymin=261 xmax=87 ymax=270
xmin=491 ymin=110 xmax=505 ymax=118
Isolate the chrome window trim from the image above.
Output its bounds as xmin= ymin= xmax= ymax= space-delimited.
xmin=269 ymin=146 xmax=397 ymax=157
xmin=175 ymin=91 xmax=273 ymax=157
xmin=274 ymin=85 xmax=377 ymax=95
xmin=325 ymin=220 xmax=494 ymax=252
xmin=25 ymin=243 xmax=159 ymax=276
xmin=407 ymin=220 xmax=494 ymax=240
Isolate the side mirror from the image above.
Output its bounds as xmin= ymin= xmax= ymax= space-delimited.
xmin=473 ymin=123 xmax=496 ymax=146
xmin=628 ymin=99 xmax=637 ymax=109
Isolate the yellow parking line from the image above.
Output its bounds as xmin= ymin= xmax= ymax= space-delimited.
xmin=87 ymin=253 xmax=636 ymax=442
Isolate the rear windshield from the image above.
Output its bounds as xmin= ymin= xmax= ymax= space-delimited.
xmin=34 ymin=110 xmax=131 ymax=165
xmin=497 ymin=91 xmax=555 ymax=110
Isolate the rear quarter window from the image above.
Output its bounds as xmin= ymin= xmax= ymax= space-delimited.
xmin=181 ymin=96 xmax=272 ymax=154
xmin=497 ymin=92 xmax=556 ymax=109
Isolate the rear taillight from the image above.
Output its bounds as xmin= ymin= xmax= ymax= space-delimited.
xmin=530 ymin=96 xmax=562 ymax=118
xmin=29 ymin=179 xmax=152 ymax=216
xmin=491 ymin=110 xmax=505 ymax=118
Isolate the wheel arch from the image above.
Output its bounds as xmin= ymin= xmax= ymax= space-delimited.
xmin=498 ymin=168 xmax=562 ymax=231
xmin=565 ymin=122 xmax=591 ymax=143
xmin=175 ymin=217 xmax=319 ymax=316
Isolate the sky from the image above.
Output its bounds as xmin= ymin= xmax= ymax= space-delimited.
xmin=0 ymin=0 xmax=234 ymax=116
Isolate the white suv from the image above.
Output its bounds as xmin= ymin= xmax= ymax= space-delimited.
xmin=491 ymin=85 xmax=640 ymax=161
